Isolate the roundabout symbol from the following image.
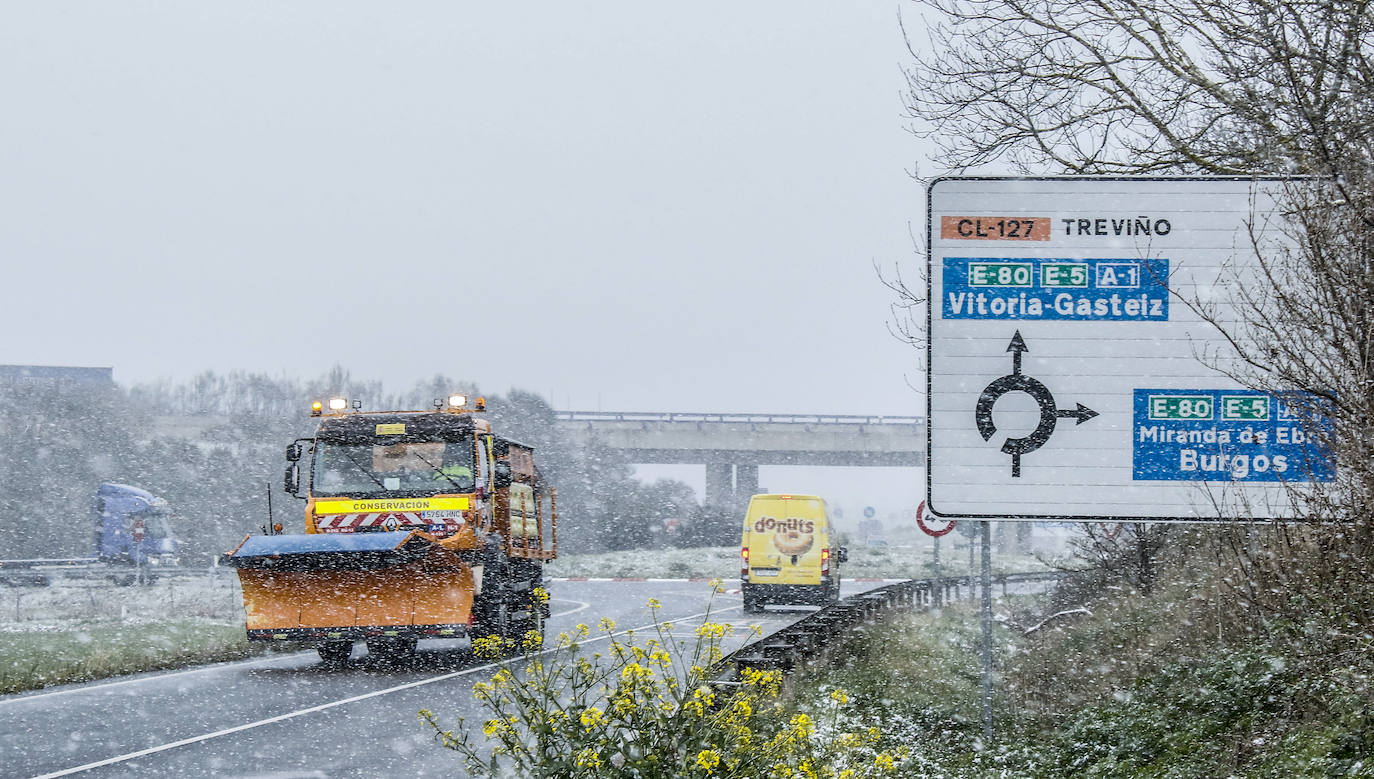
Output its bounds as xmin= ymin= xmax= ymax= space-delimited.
xmin=975 ymin=331 xmax=1098 ymax=477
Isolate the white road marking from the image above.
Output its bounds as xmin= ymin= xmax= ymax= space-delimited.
xmin=550 ymin=598 xmax=590 ymax=617
xmin=0 ymin=652 xmax=305 ymax=708
xmin=32 ymin=604 xmax=737 ymax=778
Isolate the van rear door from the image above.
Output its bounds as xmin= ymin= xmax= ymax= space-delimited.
xmin=744 ymin=495 xmax=826 ymax=586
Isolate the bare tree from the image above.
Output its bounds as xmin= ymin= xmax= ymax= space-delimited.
xmin=903 ymin=0 xmax=1374 ymax=177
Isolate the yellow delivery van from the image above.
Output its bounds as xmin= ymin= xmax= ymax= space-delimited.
xmin=740 ymin=494 xmax=847 ymax=613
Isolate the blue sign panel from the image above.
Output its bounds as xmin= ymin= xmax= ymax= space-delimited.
xmin=1132 ymin=389 xmax=1333 ymax=482
xmin=942 ymin=257 xmax=1170 ymax=321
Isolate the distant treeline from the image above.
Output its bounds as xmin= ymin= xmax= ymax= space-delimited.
xmin=0 ymin=368 xmax=733 ymax=562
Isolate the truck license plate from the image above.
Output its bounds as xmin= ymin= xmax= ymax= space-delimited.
xmin=752 ymin=568 xmax=780 ymax=577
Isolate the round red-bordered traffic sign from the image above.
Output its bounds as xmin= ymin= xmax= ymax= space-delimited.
xmin=915 ymin=500 xmax=956 ymax=537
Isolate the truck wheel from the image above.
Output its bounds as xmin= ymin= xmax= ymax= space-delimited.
xmin=472 ymin=559 xmax=544 ymax=656
xmin=365 ymin=637 xmax=417 ymax=660
xmin=507 ymin=560 xmax=545 ymax=650
xmin=317 ymin=641 xmax=352 ymax=665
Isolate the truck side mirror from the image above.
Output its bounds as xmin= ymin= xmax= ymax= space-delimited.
xmin=493 ymin=461 xmax=512 ymax=489
xmin=285 ymin=442 xmax=303 ymax=462
xmin=283 ymin=464 xmax=301 ymax=496
xmin=835 ymin=546 xmax=849 ymax=564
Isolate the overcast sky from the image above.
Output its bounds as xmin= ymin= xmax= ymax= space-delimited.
xmin=2 ymin=3 xmax=933 ymax=515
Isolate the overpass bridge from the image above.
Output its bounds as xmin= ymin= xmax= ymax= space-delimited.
xmin=554 ymin=411 xmax=925 ymax=511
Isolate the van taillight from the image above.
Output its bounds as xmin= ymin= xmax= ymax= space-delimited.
xmin=821 ymin=547 xmax=830 ymax=576
xmin=741 ymin=547 xmax=749 ymax=579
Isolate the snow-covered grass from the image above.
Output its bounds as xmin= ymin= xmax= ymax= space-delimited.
xmin=788 ymin=570 xmax=1374 ymax=776
xmin=0 ymin=620 xmax=264 ymax=696
xmin=0 ymin=573 xmax=271 ymax=695
xmin=545 ymin=543 xmax=1064 ymax=580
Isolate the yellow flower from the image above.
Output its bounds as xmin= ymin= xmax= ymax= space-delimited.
xmin=575 ymin=623 xmax=590 ymax=638
xmin=829 ymin=688 xmax=849 ymax=706
xmin=533 ymin=586 xmax=550 ymax=604
xmin=695 ymin=622 xmax=728 ymax=639
xmin=579 ymin=706 xmax=605 ymax=731
xmin=620 ymin=662 xmax=653 ymax=683
xmin=599 ymin=616 xmax=617 ymax=632
xmin=646 ymin=597 xmax=662 ymax=609
xmin=695 ymin=749 xmax=722 ymax=772
xmin=875 ymin=752 xmax=896 ymax=771
xmin=471 ymin=634 xmax=505 ymax=659
xmin=708 ymin=577 xmax=723 ymax=592
xmin=575 ymin=747 xmax=604 ymax=768
xmin=482 ymin=719 xmax=502 ymax=736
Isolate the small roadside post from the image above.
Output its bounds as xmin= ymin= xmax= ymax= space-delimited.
xmin=132 ymin=519 xmax=146 ymax=584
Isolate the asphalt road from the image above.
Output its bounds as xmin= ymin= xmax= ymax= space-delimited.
xmin=0 ymin=580 xmax=890 ymax=778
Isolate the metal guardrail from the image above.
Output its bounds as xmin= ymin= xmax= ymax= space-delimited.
xmin=709 ymin=571 xmax=1075 ymax=685
xmin=555 ymin=411 xmax=923 ymax=426
xmin=0 ymin=565 xmax=231 ymax=587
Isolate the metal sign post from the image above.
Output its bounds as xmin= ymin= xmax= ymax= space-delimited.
xmin=980 ymin=519 xmax=993 ymax=741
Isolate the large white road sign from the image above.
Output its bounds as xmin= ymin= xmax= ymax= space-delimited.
xmin=926 ymin=177 xmax=1331 ymax=520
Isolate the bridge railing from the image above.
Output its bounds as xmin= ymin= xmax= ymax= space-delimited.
xmin=554 ymin=411 xmax=924 ymax=426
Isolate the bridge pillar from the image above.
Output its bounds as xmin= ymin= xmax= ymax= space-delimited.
xmin=735 ymin=464 xmax=759 ymax=507
xmin=705 ymin=461 xmax=734 ymax=511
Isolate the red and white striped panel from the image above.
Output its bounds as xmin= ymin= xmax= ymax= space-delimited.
xmin=315 ymin=512 xmax=464 ymax=536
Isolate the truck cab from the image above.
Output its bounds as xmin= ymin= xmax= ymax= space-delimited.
xmin=93 ymin=483 xmax=177 ymax=566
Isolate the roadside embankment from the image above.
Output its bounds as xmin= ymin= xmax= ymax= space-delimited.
xmin=0 ymin=573 xmax=272 ymax=695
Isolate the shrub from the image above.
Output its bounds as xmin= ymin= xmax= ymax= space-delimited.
xmin=420 ymin=585 xmax=912 ymax=777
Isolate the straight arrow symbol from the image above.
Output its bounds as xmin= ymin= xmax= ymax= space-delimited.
xmin=1006 ymin=330 xmax=1029 ymax=376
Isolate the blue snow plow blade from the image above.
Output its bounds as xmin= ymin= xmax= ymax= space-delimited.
xmin=221 ymin=531 xmax=437 ymax=571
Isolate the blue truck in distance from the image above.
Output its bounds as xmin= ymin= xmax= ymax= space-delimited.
xmin=0 ymin=483 xmax=178 ymax=585
xmin=94 ymin=482 xmax=178 ymax=566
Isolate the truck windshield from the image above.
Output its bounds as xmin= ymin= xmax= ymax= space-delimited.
xmin=142 ymin=514 xmax=172 ymax=540
xmin=312 ymin=438 xmax=476 ymax=497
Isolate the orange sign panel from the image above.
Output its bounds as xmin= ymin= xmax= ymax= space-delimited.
xmin=941 ymin=216 xmax=1051 ymax=241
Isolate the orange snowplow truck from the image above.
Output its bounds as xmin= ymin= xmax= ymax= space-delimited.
xmin=222 ymin=394 xmax=556 ymax=663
